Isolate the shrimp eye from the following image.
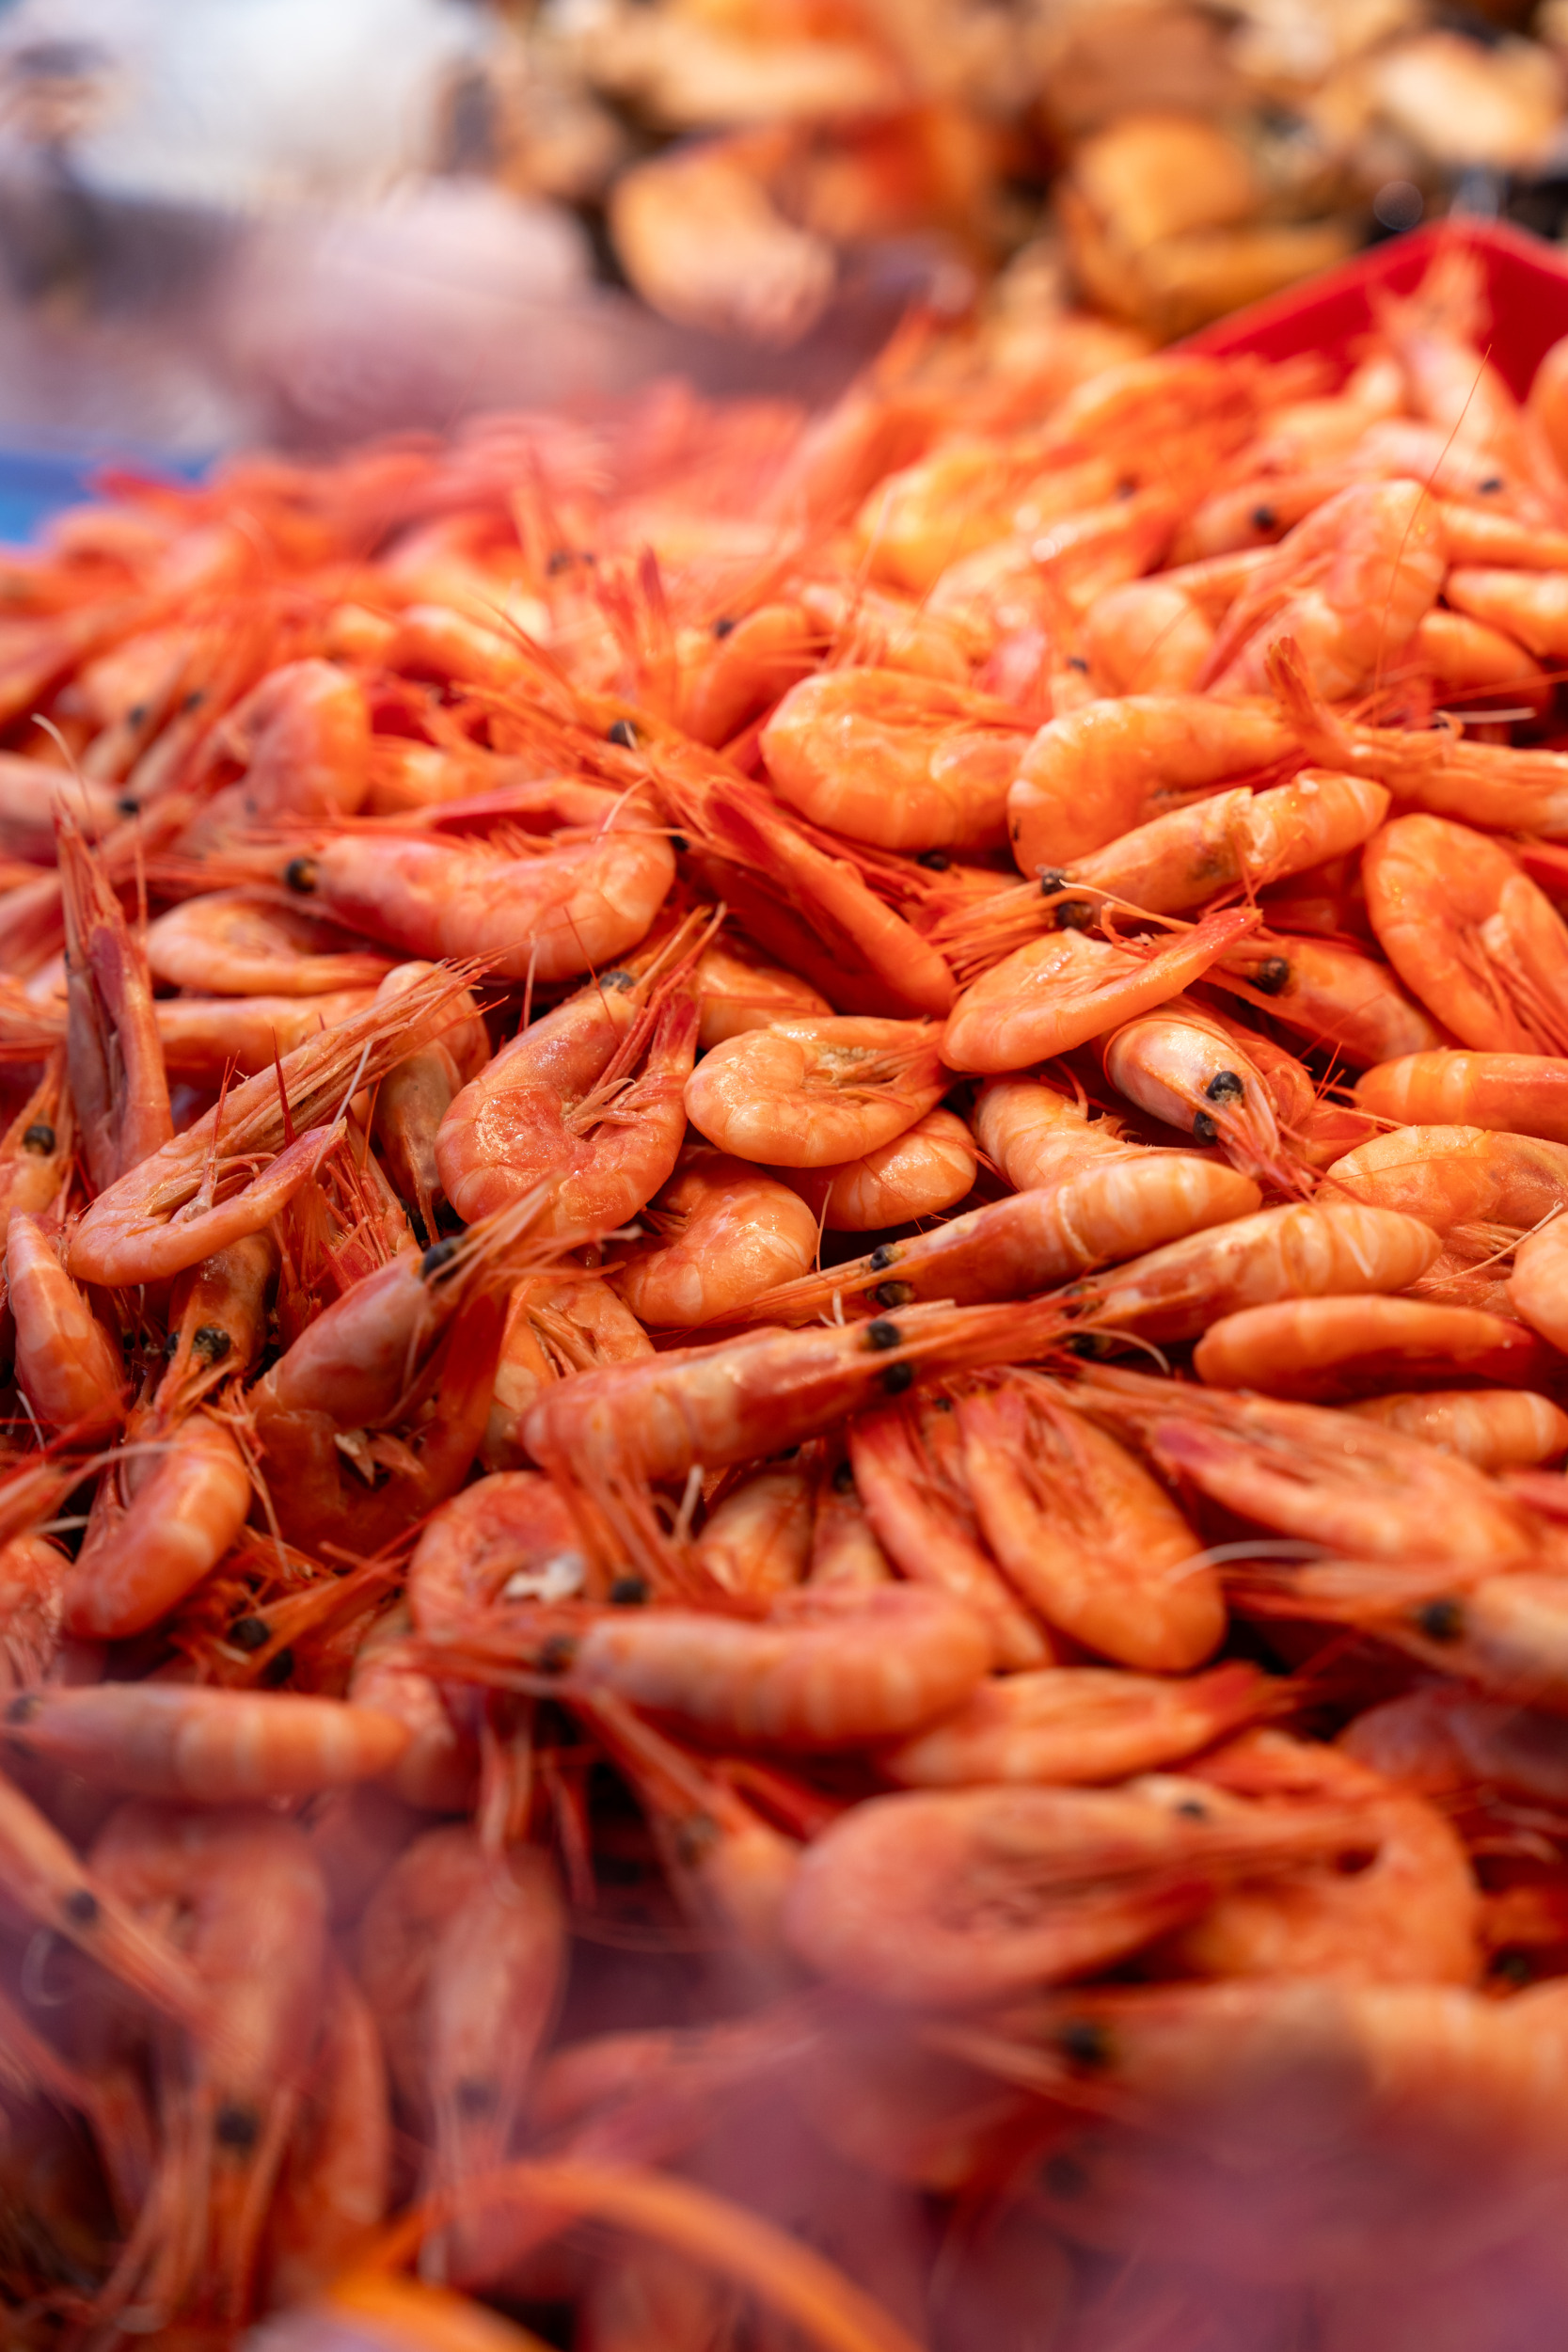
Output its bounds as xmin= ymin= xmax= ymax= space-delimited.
xmin=454 ymin=2075 xmax=499 ymax=2117
xmin=1056 ymin=2018 xmax=1113 ymax=2071
xmin=228 ymin=1615 xmax=271 ymax=1651
xmin=420 ymin=1237 xmax=460 ymax=1279
xmin=865 ymin=1320 xmax=902 ymax=1351
xmin=181 ymin=689 xmax=206 ymax=715
xmin=1043 ymin=2153 xmax=1089 ymax=2200
xmin=191 ymin=1326 xmax=231 ymax=1364
xmin=5 ymin=1692 xmax=40 ymax=1725
xmin=607 ymin=719 xmax=638 ymax=749
xmin=21 ymin=1123 xmax=55 ymax=1153
xmin=1175 ymin=1799 xmax=1209 ymax=1820
xmin=676 ymin=1814 xmax=721 ymax=1865
xmin=61 ymin=1888 xmax=99 ymax=1928
xmin=868 ymin=1245 xmax=901 ymax=1272
xmin=832 ymin=1458 xmax=857 ymax=1494
xmin=284 ymin=856 xmax=318 ymax=895
xmin=1037 ymin=870 xmax=1069 ymax=897
xmin=882 ymin=1362 xmax=914 ymax=1394
xmin=1065 ymin=657 xmax=1089 ymax=675
xmin=540 ymin=1633 xmax=578 ymax=1675
xmin=1205 ymin=1070 xmax=1244 ymax=1104
xmin=610 ymin=1575 xmax=649 ymax=1605
xmin=1252 ymin=957 xmax=1291 ymax=995
xmin=546 ymin=548 xmax=574 ymax=575
xmin=126 ymin=703 xmax=148 ymax=728
xmin=874 ymin=1280 xmax=916 ymax=1310
xmin=1416 ymin=1597 xmax=1465 ymax=1642
xmin=712 ymin=616 xmax=736 ymax=639
xmin=1477 ymin=476 xmax=1504 ymax=494
xmin=916 ymin=850 xmax=951 ymax=871
xmin=1491 ymin=1949 xmax=1534 ymax=1986
xmin=214 ymin=2102 xmax=260 ymax=2151
xmin=601 ymin=970 xmax=637 ymax=993
xmin=261 ymin=1647 xmax=295 ymax=1686
xmin=1250 ymin=503 xmax=1277 ymax=532
xmin=1065 ymin=1332 xmax=1113 ymax=1358
xmin=1192 ymin=1111 xmax=1219 ymax=1145
xmin=670 ymin=833 xmax=689 ymax=852
xmin=1053 ymin=899 xmax=1095 ymax=932
xmin=116 ymin=795 xmax=139 ymax=817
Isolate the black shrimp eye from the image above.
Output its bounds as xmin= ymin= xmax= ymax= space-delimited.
xmin=712 ymin=616 xmax=736 ymax=639
xmin=610 ymin=1575 xmax=648 ymax=1606
xmin=1065 ymin=656 xmax=1089 ymax=675
xmin=1056 ymin=2018 xmax=1113 ymax=2071
xmin=607 ymin=718 xmax=638 ymax=749
xmin=539 ymin=1633 xmax=578 ymax=1675
xmin=1043 ymin=2153 xmax=1089 ymax=2200
xmin=915 ymin=850 xmax=951 ymax=871
xmin=882 ymin=1361 xmax=914 ymax=1395
xmin=865 ymin=1320 xmax=902 ymax=1351
xmin=670 ymin=833 xmax=689 ymax=853
xmin=1053 ymin=898 xmax=1095 ymax=932
xmin=1205 ymin=1069 xmax=1245 ymax=1104
xmin=1250 ymin=503 xmax=1277 ymax=532
xmin=1176 ymin=1798 xmax=1210 ymax=1820
xmin=5 ymin=1692 xmax=40 ymax=1724
xmin=214 ymin=2101 xmax=260 ymax=2151
xmin=116 ymin=795 xmax=139 ymax=817
xmin=284 ymin=856 xmax=318 ymax=895
xmin=260 ymin=1647 xmax=295 ymax=1686
xmin=832 ymin=1458 xmax=857 ymax=1494
xmin=190 ymin=1326 xmax=231 ymax=1365
xmin=21 ymin=1123 xmax=55 ymax=1154
xmin=420 ymin=1237 xmax=460 ymax=1279
xmin=1252 ymin=957 xmax=1291 ymax=996
xmin=1477 ymin=475 xmax=1504 ymax=495
xmin=228 ymin=1615 xmax=271 ymax=1652
xmin=874 ymin=1280 xmax=916 ymax=1310
xmin=1038 ymin=869 xmax=1070 ymax=896
xmin=1192 ymin=1110 xmax=1219 ymax=1145
xmin=61 ymin=1887 xmax=99 ymax=1928
xmin=600 ymin=969 xmax=637 ymax=992
xmin=181 ymin=689 xmax=206 ymax=715
xmin=1065 ymin=1331 xmax=1113 ymax=1359
xmin=867 ymin=1244 xmax=900 ymax=1272
xmin=1416 ymin=1597 xmax=1465 ymax=1642
xmin=163 ymin=1330 xmax=182 ymax=1357
xmin=126 ymin=702 xmax=148 ymax=728
xmin=546 ymin=548 xmax=574 ymax=575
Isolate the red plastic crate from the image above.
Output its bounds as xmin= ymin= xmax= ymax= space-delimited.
xmin=1185 ymin=216 xmax=1568 ymax=402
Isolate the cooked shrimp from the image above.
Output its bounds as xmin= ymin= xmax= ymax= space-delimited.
xmin=1356 ymin=1049 xmax=1568 ymax=1143
xmin=7 ymin=1209 xmax=126 ymax=1438
xmin=958 ymin=1374 xmax=1224 ymax=1670
xmin=144 ymin=890 xmax=395 ymax=996
xmin=437 ymin=964 xmax=697 ymax=1232
xmin=760 ymin=670 xmax=1030 ymax=853
xmin=59 ymin=808 xmax=171 ymax=1191
xmin=1364 ymin=815 xmax=1568 ymax=1055
xmin=0 ymin=1684 xmax=409 ymax=1801
xmin=60 ymin=1411 xmax=252 ymax=1639
xmin=1509 ymin=1216 xmax=1568 ymax=1354
xmin=694 ymin=1461 xmax=815 ymax=1599
xmin=483 ymin=1273 xmax=653 ymax=1472
xmin=70 ymin=963 xmax=476 ymax=1284
xmin=182 ymin=657 xmax=372 ymax=849
xmin=1101 ymin=998 xmax=1308 ymax=1193
xmin=862 ymin=443 xmax=1119 ymax=596
xmin=972 ymin=1072 xmax=1137 ymax=1191
xmin=154 ymin=989 xmax=378 ymax=1084
xmin=781 ymin=1777 xmax=1366 ymax=2008
xmin=0 ymin=1055 xmax=72 ymax=1222
xmin=806 ymin=1454 xmax=893 ymax=1592
xmin=781 ymin=1107 xmax=977 ymax=1231
xmin=1343 ymin=1684 xmax=1568 ymax=1810
xmin=692 ymin=937 xmax=832 ymax=1050
xmin=1408 ymin=606 xmax=1551 ymax=720
xmin=346 ymin=1603 xmax=479 ymax=1814
xmin=943 ymin=904 xmax=1259 ymax=1073
xmin=1083 ymin=573 xmax=1215 ymax=694
xmin=1076 ymin=1363 xmax=1536 ymax=1564
xmin=1197 ymin=480 xmax=1445 ymax=700
xmin=408 ymin=1471 xmax=592 ymax=1641
xmin=1212 ymin=932 xmax=1446 ymax=1068
xmin=847 ymin=1394 xmax=1053 ymax=1671
xmin=1064 ymin=771 xmax=1387 ymax=919
xmin=263 ymin=1961 xmax=392 ymax=2307
xmin=1324 ymin=1121 xmax=1568 ymax=1240
xmin=615 ymin=1152 xmax=818 ymax=1328
xmin=880 ymin=1661 xmax=1265 ymax=1789
xmin=1195 ymin=1295 xmax=1556 ymax=1402
xmin=1006 ymin=695 xmax=1295 ymax=872
xmin=686 ymin=1015 xmax=945 ymax=1168
xmin=1346 ymin=1388 xmax=1568 ymax=1471
xmin=0 ymin=1531 xmax=69 ymax=1691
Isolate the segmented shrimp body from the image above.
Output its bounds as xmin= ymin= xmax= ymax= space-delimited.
xmin=1346 ymin=1387 xmax=1568 ymax=1471
xmin=685 ymin=1014 xmax=946 ymax=1167
xmin=1357 ymin=1050 xmax=1568 ymax=1143
xmin=1213 ymin=931 xmax=1446 ymax=1069
xmin=880 ymin=1661 xmax=1265 ymax=1789
xmin=1364 ymin=816 xmax=1568 ymax=1056
xmin=615 ymin=1150 xmax=818 ymax=1327
xmin=1194 ymin=1294 xmax=1555 ymax=1402
xmin=7 ymin=1208 xmax=126 ymax=1438
xmin=760 ymin=669 xmax=1031 ymax=852
xmin=1102 ymin=999 xmax=1309 ymax=1193
xmin=784 ymin=1105 xmax=977 ymax=1231
xmin=1 ymin=1684 xmax=409 ymax=1802
xmin=144 ymin=889 xmax=396 ymax=996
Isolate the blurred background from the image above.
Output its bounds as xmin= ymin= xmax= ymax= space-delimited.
xmin=1 ymin=0 xmax=1568 ymax=462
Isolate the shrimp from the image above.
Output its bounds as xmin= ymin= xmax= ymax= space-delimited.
xmin=60 ymin=1410 xmax=253 ymax=1639
xmin=1530 ymin=329 xmax=1568 ymax=481
xmin=1074 ymin=1362 xmax=1537 ymax=1565
xmin=1060 ymin=771 xmax=1388 ymax=920
xmin=879 ymin=1661 xmax=1266 ymax=1789
xmin=1 ymin=1684 xmax=410 ymax=1802
xmin=1212 ymin=932 xmax=1447 ymax=1068
xmin=692 ymin=937 xmax=832 ymax=1049
xmin=180 ymin=657 xmax=372 ymax=849
xmin=0 ymin=1055 xmax=72 ymax=1222
xmin=958 ymin=1373 xmax=1224 ymax=1671
xmin=759 ymin=670 xmax=1031 ymax=852
xmin=614 ymin=1152 xmax=819 ymax=1327
xmin=942 ymin=904 xmax=1260 ymax=1073
xmin=483 ymin=1273 xmax=653 ymax=1472
xmin=1382 ymin=250 xmax=1568 ymax=521
xmin=1363 ymin=815 xmax=1568 ymax=1055
xmin=437 ymin=963 xmax=697 ymax=1232
xmin=685 ymin=1015 xmax=945 ymax=1167
xmin=1101 ymin=998 xmax=1309 ymax=1193
xmin=155 ymin=989 xmax=379 ymax=1083
xmin=1343 ymin=1684 xmax=1568 ymax=1811
xmin=1194 ymin=1295 xmax=1557 ymax=1403
xmin=7 ymin=1209 xmax=126 ymax=1438
xmin=408 ymin=1471 xmax=592 ymax=1640
xmin=678 ymin=599 xmax=817 ymax=749
xmin=1509 ymin=1216 xmax=1568 ymax=1355
xmin=144 ymin=889 xmax=396 ymax=996
xmin=69 ymin=963 xmax=477 ymax=1285
xmin=0 ymin=1531 xmax=69 ymax=1690
xmin=290 ymin=788 xmax=676 ymax=983
xmin=847 ymin=1394 xmax=1054 ymax=1671
xmin=1324 ymin=1122 xmax=1568 ymax=1241
xmin=346 ymin=1603 xmax=479 ymax=1814
xmin=1346 ymin=1389 xmax=1568 ymax=1471
xmin=263 ymin=1962 xmax=392 ymax=2308
xmin=1006 ymin=695 xmax=1295 ymax=872
xmin=861 ymin=442 xmax=1120 ymax=596
xmin=1199 ymin=477 xmax=1444 ymax=698
xmin=1408 ymin=606 xmax=1551 ymax=721
xmin=784 ymin=1106 xmax=977 ymax=1231
xmin=780 ymin=1777 xmax=1368 ymax=2008
xmin=59 ymin=807 xmax=171 ymax=1191
xmin=972 ymin=1072 xmax=1135 ymax=1191
xmin=1083 ymin=573 xmax=1215 ymax=694
xmin=1356 ymin=1050 xmax=1568 ymax=1143
xmin=806 ymin=1452 xmax=893 ymax=1592
xmin=694 ymin=1460 xmax=815 ymax=1598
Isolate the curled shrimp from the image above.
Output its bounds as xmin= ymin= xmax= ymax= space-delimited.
xmin=958 ymin=1373 xmax=1224 ymax=1671
xmin=1006 ymin=694 xmax=1295 ymax=873
xmin=1101 ymin=997 xmax=1311 ymax=1193
xmin=760 ymin=670 xmax=1031 ymax=853
xmin=880 ymin=1661 xmax=1266 ymax=1789
xmin=1324 ymin=1121 xmax=1568 ymax=1240
xmin=181 ymin=656 xmax=372 ymax=849
xmin=1 ymin=1684 xmax=410 ymax=1802
xmin=686 ymin=1015 xmax=946 ymax=1168
xmin=784 ymin=1106 xmax=977 ymax=1231
xmin=972 ymin=1071 xmax=1136 ymax=1191
xmin=1345 ymin=1387 xmax=1568 ymax=1471
xmin=61 ymin=1409 xmax=253 ymax=1639
xmin=1363 ymin=815 xmax=1568 ymax=1056
xmin=144 ymin=889 xmax=396 ymax=996
xmin=1195 ymin=1294 xmax=1556 ymax=1402
xmin=614 ymin=1151 xmax=818 ymax=1327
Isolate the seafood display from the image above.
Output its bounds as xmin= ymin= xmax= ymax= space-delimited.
xmin=11 ymin=243 xmax=1568 ymax=2348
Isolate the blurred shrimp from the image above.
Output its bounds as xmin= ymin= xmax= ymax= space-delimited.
xmin=60 ymin=1410 xmax=252 ymax=1640
xmin=59 ymin=808 xmax=171 ymax=1192
xmin=1346 ymin=1389 xmax=1568 ymax=1471
xmin=695 ymin=1460 xmax=814 ymax=1599
xmin=685 ymin=1014 xmax=945 ymax=1167
xmin=880 ymin=1661 xmax=1266 ymax=1788
xmin=181 ymin=658 xmax=372 ymax=850
xmin=0 ymin=1531 xmax=70 ymax=1691
xmin=782 ymin=1105 xmax=977 ymax=1230
xmin=1509 ymin=1216 xmax=1568 ymax=1355
xmin=346 ymin=1603 xmax=479 ymax=1814
xmin=958 ymin=1373 xmax=1224 ymax=1671
xmin=1083 ymin=573 xmax=1215 ymax=694
xmin=408 ymin=1471 xmax=592 ymax=1642
xmin=614 ymin=1151 xmax=818 ymax=1328
xmin=1194 ymin=1295 xmax=1557 ymax=1402
xmin=1363 ymin=815 xmax=1568 ymax=1055
xmin=1408 ymin=606 xmax=1550 ymax=719
xmin=263 ymin=1962 xmax=391 ymax=2308
xmin=1 ymin=1683 xmax=409 ymax=1802
xmin=760 ymin=669 xmax=1030 ymax=852
xmin=144 ymin=890 xmax=396 ymax=997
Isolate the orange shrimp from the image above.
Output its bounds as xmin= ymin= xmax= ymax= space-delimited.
xmin=780 ymin=1776 xmax=1367 ymax=2008
xmin=144 ymin=889 xmax=396 ymax=996
xmin=971 ymin=1070 xmax=1136 ymax=1191
xmin=483 ymin=1273 xmax=653 ymax=1472
xmin=1363 ymin=815 xmax=1568 ymax=1055
xmin=1356 ymin=1049 xmax=1568 ymax=1142
xmin=60 ymin=1410 xmax=253 ymax=1640
xmin=880 ymin=1661 xmax=1266 ymax=1788
xmin=1060 ymin=770 xmax=1388 ymax=920
xmin=437 ymin=962 xmax=697 ymax=1232
xmin=0 ymin=1530 xmax=70 ymax=1690
xmin=407 ymin=1472 xmax=593 ymax=1642
xmin=958 ymin=1373 xmax=1224 ymax=1671
xmin=58 ymin=807 xmax=171 ymax=1191
xmin=1 ymin=1683 xmax=410 ymax=1802
xmin=693 ymin=1459 xmax=815 ymax=1598
xmin=1324 ymin=1121 xmax=1568 ymax=1240
xmin=1006 ymin=694 xmax=1296 ymax=873
xmin=1101 ymin=997 xmax=1311 ymax=1193
xmin=1343 ymin=1684 xmax=1568 ymax=1811
xmin=692 ymin=935 xmax=832 ymax=1049
xmin=263 ymin=1961 xmax=392 ymax=2308
xmin=686 ymin=1015 xmax=946 ymax=1167
xmin=1195 ymin=1295 xmax=1558 ymax=1402
xmin=347 ymin=1603 xmax=480 ymax=1814
xmin=760 ymin=670 xmax=1031 ymax=852
xmin=1509 ymin=1215 xmax=1568 ymax=1355
xmin=181 ymin=656 xmax=372 ymax=849
xmin=0 ymin=1055 xmax=73 ymax=1223
xmin=783 ymin=1105 xmax=978 ymax=1231
xmin=155 ymin=988 xmax=379 ymax=1084
xmin=1345 ymin=1387 xmax=1568 ymax=1471
xmin=7 ymin=1209 xmax=126 ymax=1438
xmin=1212 ymin=931 xmax=1447 ymax=1069
xmin=614 ymin=1151 xmax=819 ymax=1327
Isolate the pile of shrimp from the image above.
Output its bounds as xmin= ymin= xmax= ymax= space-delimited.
xmin=14 ymin=246 xmax=1568 ymax=2352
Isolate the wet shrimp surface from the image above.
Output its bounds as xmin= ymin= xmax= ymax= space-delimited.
xmin=9 ymin=250 xmax=1568 ymax=2349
